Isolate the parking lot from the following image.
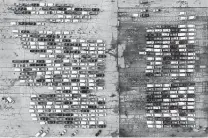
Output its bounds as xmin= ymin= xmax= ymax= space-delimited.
xmin=0 ymin=0 xmax=118 ymax=137
xmin=118 ymin=3 xmax=208 ymax=137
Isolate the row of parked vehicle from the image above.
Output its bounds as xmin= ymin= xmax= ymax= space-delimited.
xmin=145 ymin=24 xmax=196 ymax=77
xmin=13 ymin=3 xmax=100 ymax=16
xmin=145 ymin=23 xmax=196 ymax=128
xmin=10 ymin=21 xmax=45 ymax=26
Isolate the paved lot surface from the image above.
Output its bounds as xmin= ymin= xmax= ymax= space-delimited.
xmin=0 ymin=0 xmax=119 ymax=137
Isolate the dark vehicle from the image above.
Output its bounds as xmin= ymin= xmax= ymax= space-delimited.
xmin=64 ymin=125 xmax=73 ymax=128
xmin=56 ymin=121 xmax=64 ymax=124
xmin=21 ymin=30 xmax=30 ymax=33
xmin=71 ymin=130 xmax=79 ymax=137
xmin=81 ymin=109 xmax=89 ymax=112
xmin=82 ymin=8 xmax=91 ymax=11
xmin=36 ymin=60 xmax=45 ymax=63
xmin=98 ymin=124 xmax=106 ymax=128
xmin=64 ymin=121 xmax=73 ymax=124
xmin=81 ymin=54 xmax=91 ymax=59
xmin=48 ymin=121 xmax=56 ymax=124
xmin=23 ymin=68 xmax=32 ymax=72
xmin=37 ymin=102 xmax=46 ymax=105
xmin=72 ymin=67 xmax=81 ymax=70
xmin=98 ymin=101 xmax=105 ymax=105
xmin=92 ymin=8 xmax=100 ymax=11
xmin=48 ymin=42 xmax=56 ymax=45
xmin=74 ymin=8 xmax=82 ymax=11
xmin=65 ymin=117 xmax=73 ymax=121
xmin=56 ymin=113 xmax=63 ymax=116
xmin=71 ymin=79 xmax=80 ymax=82
xmin=88 ymin=105 xmax=97 ymax=109
xmin=96 ymin=73 xmax=105 ymax=77
xmin=89 ymin=59 xmax=97 ymax=62
xmin=62 ymin=90 xmax=71 ymax=93
xmin=12 ymin=60 xmax=27 ymax=63
xmin=72 ymin=94 xmax=81 ymax=98
xmin=39 ymin=94 xmax=48 ymax=98
xmin=58 ymin=7 xmax=67 ymax=11
xmin=55 ymin=101 xmax=63 ymax=105
xmin=64 ymin=11 xmax=74 ymax=14
xmin=95 ymin=130 xmax=102 ymax=137
xmin=64 ymin=113 xmax=73 ymax=116
xmin=31 ymin=3 xmax=39 ymax=7
xmin=56 ymin=55 xmax=65 ymax=58
xmin=64 ymin=43 xmax=72 ymax=46
xmin=70 ymin=50 xmax=80 ymax=54
xmin=62 ymin=82 xmax=71 ymax=86
xmin=88 ymin=71 xmax=98 ymax=74
xmin=98 ymin=54 xmax=106 ymax=58
xmin=140 ymin=13 xmax=149 ymax=17
xmin=62 ymin=39 xmax=71 ymax=42
xmin=40 ymin=117 xmax=49 ymax=121
xmin=80 ymin=86 xmax=89 ymax=90
xmin=63 ymin=63 xmax=72 ymax=66
xmin=89 ymin=125 xmax=97 ymax=128
xmin=80 ymin=90 xmax=90 ymax=93
xmin=48 ymin=113 xmax=56 ymax=117
xmin=140 ymin=0 xmax=148 ymax=4
xmin=63 ymin=101 xmax=72 ymax=105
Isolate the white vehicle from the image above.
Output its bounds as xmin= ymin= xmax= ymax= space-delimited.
xmin=32 ymin=117 xmax=38 ymax=121
xmin=162 ymin=29 xmax=170 ymax=32
xmin=132 ymin=13 xmax=139 ymax=17
xmin=179 ymin=37 xmax=187 ymax=40
xmin=146 ymin=41 xmax=154 ymax=44
xmin=188 ymin=40 xmax=195 ymax=44
xmin=178 ymin=33 xmax=186 ymax=36
xmin=178 ymin=25 xmax=186 ymax=28
xmin=153 ymin=9 xmax=161 ymax=12
xmin=31 ymin=11 xmax=39 ymax=15
xmin=188 ymin=36 xmax=195 ymax=40
xmin=12 ymin=30 xmax=19 ymax=33
xmin=161 ymin=33 xmax=169 ymax=36
xmin=96 ymin=39 xmax=104 ymax=43
xmin=35 ymin=130 xmax=44 ymax=137
xmin=180 ymin=29 xmax=187 ymax=32
xmin=38 ymin=11 xmax=47 ymax=15
xmin=58 ymin=15 xmax=65 ymax=18
xmin=55 ymin=105 xmax=61 ymax=109
xmin=179 ymin=12 xmax=186 ymax=16
xmin=72 ymin=19 xmax=80 ymax=23
xmin=5 ymin=97 xmax=15 ymax=103
xmin=146 ymin=29 xmax=154 ymax=32
xmin=26 ymin=7 xmax=34 ymax=11
xmin=188 ymin=28 xmax=195 ymax=32
xmin=39 ymin=2 xmax=46 ymax=6
xmin=188 ymin=16 xmax=196 ymax=20
xmin=10 ymin=22 xmax=17 ymax=25
xmin=179 ymin=16 xmax=187 ymax=21
xmin=66 ymin=15 xmax=73 ymax=18
xmin=37 ymin=22 xmax=45 ymax=26
xmin=155 ymin=29 xmax=162 ymax=32
xmin=46 ymin=105 xmax=52 ymax=109
xmin=188 ymin=33 xmax=195 ymax=36
xmin=29 ymin=109 xmax=35 ymax=113
xmin=47 ymin=102 xmax=53 ymax=105
xmin=187 ymin=24 xmax=195 ymax=28
xmin=41 ymin=129 xmax=49 ymax=137
xmin=47 ymin=3 xmax=55 ymax=6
